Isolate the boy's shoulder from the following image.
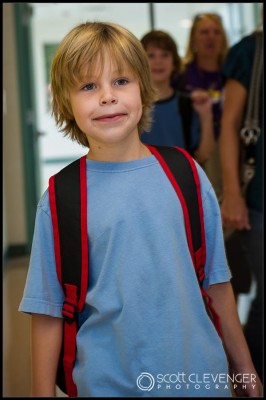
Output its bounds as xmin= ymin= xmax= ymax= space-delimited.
xmin=42 ymin=150 xmax=213 ymax=209
xmin=37 ymin=189 xmax=50 ymax=215
xmin=37 ymin=157 xmax=83 ymax=215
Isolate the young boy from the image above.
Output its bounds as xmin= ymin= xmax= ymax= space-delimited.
xmin=19 ymin=22 xmax=262 ymax=397
xmin=140 ymin=30 xmax=215 ymax=165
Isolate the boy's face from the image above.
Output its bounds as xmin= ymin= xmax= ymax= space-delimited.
xmin=69 ymin=53 xmax=142 ymax=151
xmin=145 ymin=44 xmax=174 ymax=85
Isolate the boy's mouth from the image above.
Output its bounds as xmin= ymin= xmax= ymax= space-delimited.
xmin=94 ymin=113 xmax=126 ymax=122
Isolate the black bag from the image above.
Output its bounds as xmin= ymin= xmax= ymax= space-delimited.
xmin=225 ymin=229 xmax=252 ymax=294
xmin=225 ymin=31 xmax=263 ymax=296
xmin=239 ymin=31 xmax=263 ymax=194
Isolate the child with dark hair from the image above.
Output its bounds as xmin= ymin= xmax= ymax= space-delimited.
xmin=141 ymin=30 xmax=215 ymax=165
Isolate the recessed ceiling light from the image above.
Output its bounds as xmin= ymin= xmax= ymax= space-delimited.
xmin=180 ymin=19 xmax=192 ymax=28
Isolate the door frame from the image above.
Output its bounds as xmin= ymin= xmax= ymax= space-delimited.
xmin=13 ymin=3 xmax=40 ymax=252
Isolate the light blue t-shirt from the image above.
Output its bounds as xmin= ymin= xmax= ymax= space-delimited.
xmin=19 ymin=155 xmax=232 ymax=397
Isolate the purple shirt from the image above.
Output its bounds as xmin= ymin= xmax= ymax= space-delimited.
xmin=173 ymin=62 xmax=224 ymax=139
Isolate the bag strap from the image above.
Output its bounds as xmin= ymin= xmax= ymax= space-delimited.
xmin=240 ymin=31 xmax=263 ymax=146
xmin=147 ymin=145 xmax=222 ymax=337
xmin=49 ymin=155 xmax=88 ymax=397
xmin=147 ymin=145 xmax=205 ymax=279
xmin=176 ymin=74 xmax=194 ymax=154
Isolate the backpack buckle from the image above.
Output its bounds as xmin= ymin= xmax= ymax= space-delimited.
xmin=62 ymin=300 xmax=77 ymax=324
xmin=62 ymin=283 xmax=78 ymax=323
xmin=197 ymin=265 xmax=205 ymax=284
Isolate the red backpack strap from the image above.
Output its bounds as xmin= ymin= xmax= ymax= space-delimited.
xmin=49 ymin=155 xmax=88 ymax=397
xmin=146 ymin=145 xmax=222 ymax=338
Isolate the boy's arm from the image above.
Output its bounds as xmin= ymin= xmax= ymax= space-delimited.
xmin=206 ymin=282 xmax=263 ymax=397
xmin=31 ymin=314 xmax=63 ymax=397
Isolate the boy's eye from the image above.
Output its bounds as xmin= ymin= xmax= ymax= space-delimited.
xmin=147 ymin=51 xmax=170 ymax=59
xmin=82 ymin=83 xmax=96 ymax=91
xmin=115 ymin=78 xmax=129 ymax=86
xmin=162 ymin=51 xmax=171 ymax=58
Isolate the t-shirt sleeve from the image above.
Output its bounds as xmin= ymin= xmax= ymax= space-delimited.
xmin=221 ymin=35 xmax=254 ymax=90
xmin=18 ymin=190 xmax=64 ymax=317
xmin=196 ymin=166 xmax=232 ymax=289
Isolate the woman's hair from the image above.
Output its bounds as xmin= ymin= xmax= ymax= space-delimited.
xmin=141 ymin=30 xmax=183 ymax=81
xmin=50 ymin=22 xmax=157 ymax=147
xmin=183 ymin=13 xmax=228 ymax=66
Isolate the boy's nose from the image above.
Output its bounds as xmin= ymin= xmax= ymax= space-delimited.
xmin=101 ymin=98 xmax=117 ymax=105
xmin=100 ymin=90 xmax=118 ymax=105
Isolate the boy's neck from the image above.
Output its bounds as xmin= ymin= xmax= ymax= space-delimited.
xmin=87 ymin=140 xmax=151 ymax=162
xmin=154 ymin=82 xmax=175 ymax=101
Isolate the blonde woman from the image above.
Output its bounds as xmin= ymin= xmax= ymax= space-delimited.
xmin=174 ymin=13 xmax=228 ymax=138
xmin=173 ymin=13 xmax=229 ymax=200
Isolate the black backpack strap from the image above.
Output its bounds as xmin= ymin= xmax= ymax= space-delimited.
xmin=49 ymin=155 xmax=88 ymax=397
xmin=147 ymin=145 xmax=205 ymax=278
xmin=175 ymin=73 xmax=194 ymax=155
xmin=178 ymin=94 xmax=194 ymax=154
xmin=146 ymin=145 xmax=222 ymax=337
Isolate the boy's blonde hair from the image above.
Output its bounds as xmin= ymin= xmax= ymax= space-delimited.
xmin=50 ymin=22 xmax=157 ymax=147
xmin=183 ymin=13 xmax=228 ymax=66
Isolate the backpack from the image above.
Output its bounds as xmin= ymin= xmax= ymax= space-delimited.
xmin=176 ymin=73 xmax=194 ymax=155
xmin=48 ymin=145 xmax=222 ymax=397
